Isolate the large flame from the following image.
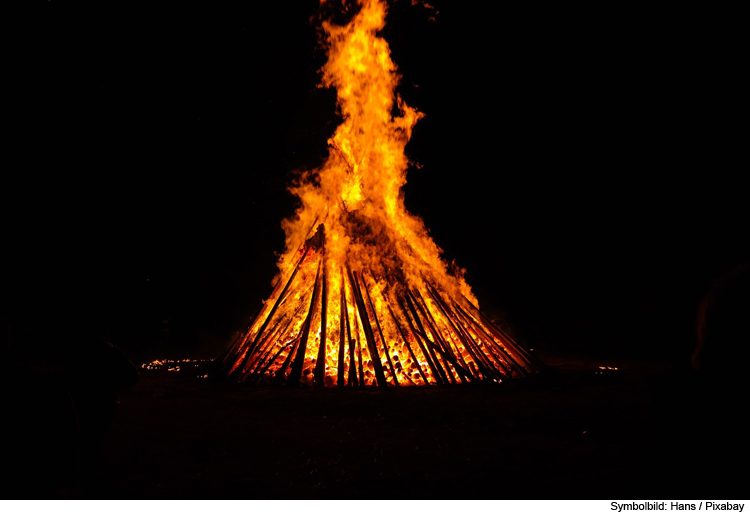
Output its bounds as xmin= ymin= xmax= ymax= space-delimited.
xmin=283 ymin=0 xmax=469 ymax=303
xmin=215 ymin=0 xmax=541 ymax=387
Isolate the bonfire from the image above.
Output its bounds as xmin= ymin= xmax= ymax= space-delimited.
xmin=214 ymin=0 xmax=543 ymax=386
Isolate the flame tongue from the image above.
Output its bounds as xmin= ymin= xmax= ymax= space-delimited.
xmin=321 ymin=0 xmax=418 ymax=214
xmin=214 ymin=0 xmax=542 ymax=386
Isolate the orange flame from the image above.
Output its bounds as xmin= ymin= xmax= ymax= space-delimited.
xmin=215 ymin=0 xmax=541 ymax=387
xmin=282 ymin=0 xmax=469 ymax=304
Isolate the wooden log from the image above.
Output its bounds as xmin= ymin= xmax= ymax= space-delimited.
xmin=248 ymin=321 xmax=293 ymax=383
xmin=384 ymin=297 xmax=428 ymax=385
xmin=229 ymin=243 xmax=313 ymax=379
xmin=217 ymin=211 xmax=320 ymax=377
xmin=417 ymin=305 xmax=466 ymax=383
xmin=423 ymin=285 xmax=473 ymax=377
xmin=461 ymin=295 xmax=542 ymax=371
xmin=242 ymin=314 xmax=288 ymax=380
xmin=458 ymin=306 xmax=505 ymax=379
xmin=247 ymin=341 xmax=283 ymax=382
xmin=446 ymin=333 xmax=471 ymax=379
xmin=212 ymin=304 xmax=259 ymax=376
xmin=405 ymin=290 xmax=451 ymax=383
xmin=411 ymin=289 xmax=471 ymax=383
xmin=245 ymin=310 xmax=293 ymax=372
xmin=362 ymin=273 xmax=399 ymax=386
xmin=347 ymin=266 xmax=388 ymax=388
xmin=337 ymin=285 xmax=346 ymax=387
xmin=428 ymin=287 xmax=500 ymax=382
xmin=271 ymin=292 xmax=313 ymax=349
xmin=400 ymin=294 xmax=444 ymax=385
xmin=453 ymin=301 xmax=526 ymax=376
xmin=314 ymin=256 xmax=329 ymax=387
xmin=269 ymin=282 xmax=319 ymax=381
xmin=427 ymin=283 xmax=474 ymax=381
xmin=354 ymin=308 xmax=365 ymax=387
xmin=458 ymin=325 xmax=499 ymax=381
xmin=229 ymin=219 xmax=323 ymax=380
xmin=288 ymin=259 xmax=323 ymax=384
xmin=419 ymin=321 xmax=457 ymax=383
xmin=219 ymin=321 xmax=262 ymax=379
xmin=472 ymin=323 xmax=527 ymax=378
xmin=449 ymin=302 xmax=509 ymax=381
xmin=254 ymin=341 xmax=297 ymax=383
xmin=476 ymin=337 xmax=515 ymax=379
xmin=457 ymin=307 xmax=526 ymax=377
xmin=276 ymin=335 xmax=301 ymax=380
xmin=214 ymin=215 xmax=320 ymax=382
xmin=344 ymin=279 xmax=358 ymax=387
xmin=423 ymin=284 xmax=494 ymax=381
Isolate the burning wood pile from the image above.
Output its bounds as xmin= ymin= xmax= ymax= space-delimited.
xmin=214 ymin=0 xmax=543 ymax=386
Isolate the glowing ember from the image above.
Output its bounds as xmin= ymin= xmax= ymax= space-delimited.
xmin=214 ymin=0 xmax=543 ymax=386
xmin=142 ymin=359 xmax=213 ymax=371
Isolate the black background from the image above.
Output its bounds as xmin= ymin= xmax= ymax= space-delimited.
xmin=6 ymin=1 xmax=746 ymax=365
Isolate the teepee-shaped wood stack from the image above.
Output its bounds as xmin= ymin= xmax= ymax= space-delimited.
xmin=213 ymin=0 xmax=543 ymax=386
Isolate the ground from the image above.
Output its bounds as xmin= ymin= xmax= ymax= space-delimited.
xmin=90 ymin=354 xmax=744 ymax=499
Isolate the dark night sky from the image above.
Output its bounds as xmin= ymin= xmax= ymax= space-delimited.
xmin=6 ymin=1 xmax=746 ymax=364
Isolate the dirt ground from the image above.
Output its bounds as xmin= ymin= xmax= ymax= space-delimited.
xmin=92 ymin=355 xmax=744 ymax=499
